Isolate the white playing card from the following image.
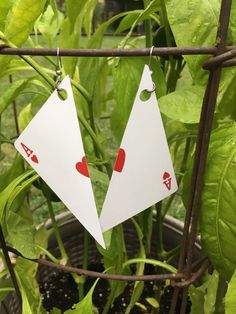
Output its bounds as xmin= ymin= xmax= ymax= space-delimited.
xmin=14 ymin=76 xmax=105 ymax=248
xmin=100 ymin=65 xmax=178 ymax=232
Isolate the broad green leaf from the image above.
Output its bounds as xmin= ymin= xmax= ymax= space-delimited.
xmin=189 ymin=271 xmax=220 ymax=314
xmin=65 ymin=0 xmax=87 ymax=30
xmin=217 ymin=72 xmax=236 ymax=120
xmin=159 ymin=85 xmax=204 ymax=124
xmin=229 ymin=1 xmax=236 ymax=44
xmin=36 ymin=5 xmax=64 ymax=47
xmin=65 ymin=279 xmax=99 ymax=314
xmin=6 ymin=211 xmax=37 ymax=258
xmin=0 ymin=0 xmax=13 ymax=31
xmin=111 ymin=57 xmax=166 ymax=143
xmin=18 ymin=103 xmax=34 ymax=132
xmin=116 ymin=4 xmax=160 ymax=34
xmin=0 ymin=79 xmax=29 ymax=115
xmin=0 ymin=0 xmax=47 ymax=68
xmin=166 ymin=0 xmax=220 ymax=83
xmin=0 ymin=170 xmax=35 ymax=222
xmin=0 ymin=155 xmax=24 ymax=192
xmin=116 ymin=11 xmax=142 ymax=33
xmin=5 ymin=0 xmax=47 ymax=45
xmin=166 ymin=0 xmax=236 ymax=120
xmin=226 ymin=270 xmax=236 ymax=314
xmin=15 ymin=258 xmax=44 ymax=314
xmin=200 ymin=123 xmax=236 ymax=279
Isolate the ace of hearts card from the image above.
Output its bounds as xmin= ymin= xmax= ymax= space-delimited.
xmin=14 ymin=76 xmax=105 ymax=248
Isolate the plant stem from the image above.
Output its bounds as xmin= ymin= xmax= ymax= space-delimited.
xmin=215 ymin=275 xmax=227 ymax=314
xmin=79 ymin=230 xmax=89 ymax=300
xmin=102 ymin=225 xmax=125 ymax=314
xmin=46 ymin=199 xmax=68 ymax=263
xmin=155 ymin=202 xmax=165 ymax=259
xmin=144 ymin=0 xmax=153 ymax=48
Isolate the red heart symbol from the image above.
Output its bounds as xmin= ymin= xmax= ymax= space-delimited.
xmin=114 ymin=148 xmax=126 ymax=173
xmin=31 ymin=154 xmax=39 ymax=164
xmin=75 ymin=156 xmax=90 ymax=178
xmin=163 ymin=171 xmax=172 ymax=190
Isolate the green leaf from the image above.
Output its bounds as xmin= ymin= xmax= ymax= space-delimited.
xmin=6 ymin=211 xmax=37 ymax=258
xmin=0 ymin=0 xmax=13 ymax=31
xmin=200 ymin=123 xmax=236 ymax=280
xmin=65 ymin=0 xmax=87 ymax=30
xmin=0 ymin=0 xmax=47 ymax=69
xmin=217 ymin=72 xmax=236 ymax=120
xmin=36 ymin=5 xmax=64 ymax=46
xmin=15 ymin=258 xmax=44 ymax=314
xmin=145 ymin=297 xmax=159 ymax=309
xmin=111 ymin=57 xmax=166 ymax=143
xmin=0 ymin=155 xmax=24 ymax=192
xmin=83 ymin=0 xmax=97 ymax=39
xmin=166 ymin=0 xmax=220 ymax=83
xmin=18 ymin=103 xmax=34 ymax=132
xmin=64 ymin=279 xmax=99 ymax=314
xmin=229 ymin=1 xmax=236 ymax=44
xmin=189 ymin=270 xmax=220 ymax=314
xmin=159 ymin=85 xmax=204 ymax=124
xmin=0 ymin=170 xmax=35 ymax=222
xmin=0 ymin=79 xmax=29 ymax=115
xmin=4 ymin=0 xmax=47 ymax=45
xmin=225 ymin=270 xmax=236 ymax=314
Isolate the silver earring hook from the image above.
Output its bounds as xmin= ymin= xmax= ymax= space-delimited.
xmin=56 ymin=47 xmax=62 ymax=91
xmin=145 ymin=46 xmax=156 ymax=93
xmin=148 ymin=46 xmax=155 ymax=67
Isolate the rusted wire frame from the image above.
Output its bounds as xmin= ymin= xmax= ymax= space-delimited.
xmin=173 ymin=0 xmax=232 ymax=313
xmin=5 ymin=246 xmax=207 ymax=284
xmin=0 ymin=46 xmax=219 ymax=56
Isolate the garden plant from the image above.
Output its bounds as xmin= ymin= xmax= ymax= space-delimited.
xmin=0 ymin=0 xmax=235 ymax=313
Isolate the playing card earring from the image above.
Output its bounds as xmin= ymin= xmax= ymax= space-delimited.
xmin=100 ymin=51 xmax=178 ymax=232
xmin=56 ymin=47 xmax=63 ymax=91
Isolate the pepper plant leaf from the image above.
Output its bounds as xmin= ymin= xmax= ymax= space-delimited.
xmin=159 ymin=85 xmax=204 ymax=124
xmin=200 ymin=123 xmax=236 ymax=280
xmin=225 ymin=270 xmax=236 ymax=314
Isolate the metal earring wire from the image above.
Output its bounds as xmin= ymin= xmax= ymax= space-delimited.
xmin=146 ymin=46 xmax=156 ymax=93
xmin=148 ymin=46 xmax=155 ymax=67
xmin=56 ymin=47 xmax=62 ymax=91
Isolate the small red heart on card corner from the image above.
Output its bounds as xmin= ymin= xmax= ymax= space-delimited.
xmin=114 ymin=148 xmax=126 ymax=173
xmin=76 ymin=157 xmax=90 ymax=178
xmin=31 ymin=154 xmax=39 ymax=164
xmin=163 ymin=171 xmax=171 ymax=190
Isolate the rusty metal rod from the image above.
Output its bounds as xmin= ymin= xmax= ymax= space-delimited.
xmin=5 ymin=246 xmax=183 ymax=282
xmin=203 ymin=48 xmax=236 ymax=68
xmin=0 ymin=46 xmax=221 ymax=57
xmin=175 ymin=259 xmax=210 ymax=288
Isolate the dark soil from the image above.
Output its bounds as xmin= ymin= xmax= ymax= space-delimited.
xmin=39 ymin=271 xmax=79 ymax=313
xmin=38 ymin=263 xmax=191 ymax=314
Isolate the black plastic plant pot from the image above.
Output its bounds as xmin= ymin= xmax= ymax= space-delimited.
xmin=1 ymin=214 xmax=202 ymax=314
